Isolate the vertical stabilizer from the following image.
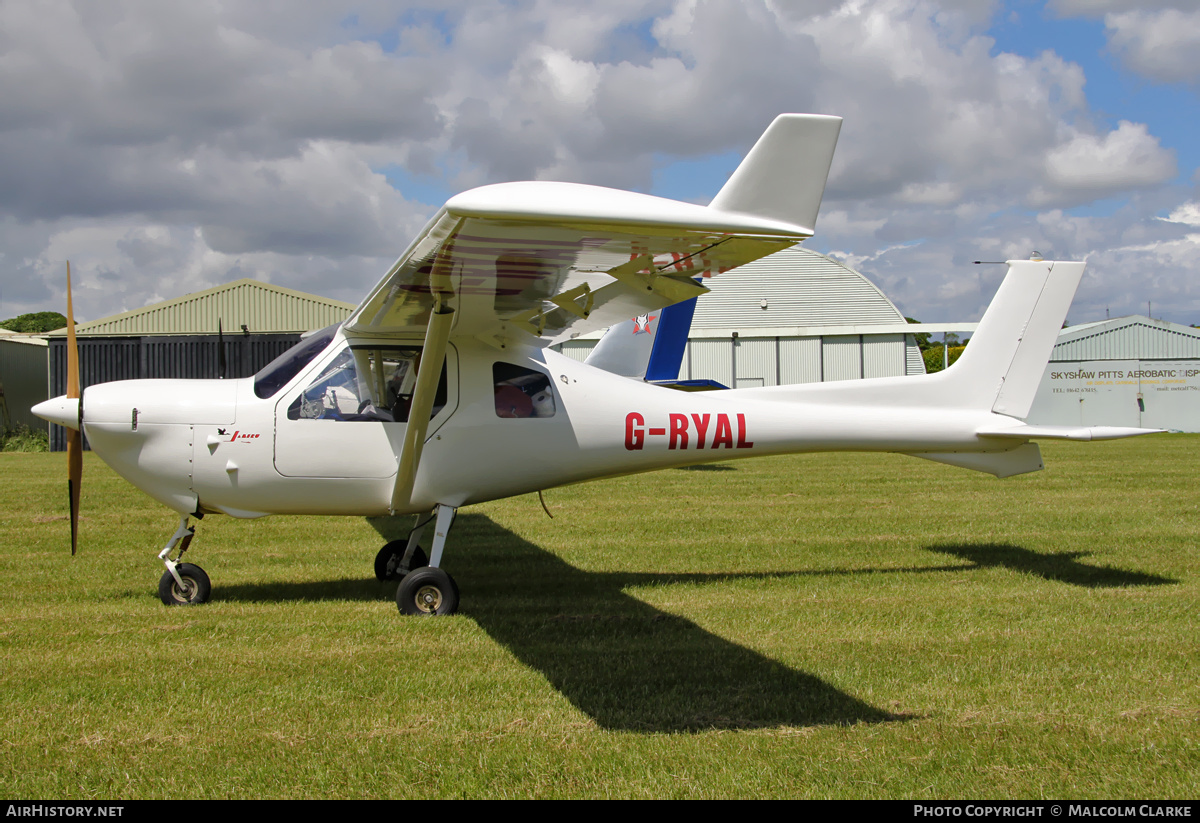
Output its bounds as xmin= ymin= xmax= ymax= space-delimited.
xmin=945 ymin=260 xmax=1084 ymax=418
xmin=733 ymin=259 xmax=1086 ymax=419
xmin=990 ymin=261 xmax=1084 ymax=418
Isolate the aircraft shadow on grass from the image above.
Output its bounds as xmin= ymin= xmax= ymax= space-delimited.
xmin=927 ymin=544 xmax=1177 ymax=588
xmin=219 ymin=513 xmax=901 ymax=732
xmin=212 ymin=518 xmax=1171 ymax=732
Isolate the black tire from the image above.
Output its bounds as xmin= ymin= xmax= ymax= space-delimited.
xmin=396 ymin=567 xmax=459 ymax=616
xmin=158 ymin=564 xmax=211 ymax=606
xmin=374 ymin=541 xmax=428 ymax=581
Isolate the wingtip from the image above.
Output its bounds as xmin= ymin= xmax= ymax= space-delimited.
xmin=708 ymin=113 xmax=842 ymax=233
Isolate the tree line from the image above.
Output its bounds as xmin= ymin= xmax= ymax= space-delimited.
xmin=0 ymin=312 xmax=68 ymax=333
xmin=906 ymin=317 xmax=968 ymax=374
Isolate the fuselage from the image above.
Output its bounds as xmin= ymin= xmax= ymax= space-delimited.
xmin=70 ymin=328 xmax=1009 ymax=520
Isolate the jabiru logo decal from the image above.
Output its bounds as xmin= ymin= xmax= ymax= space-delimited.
xmin=624 ymin=412 xmax=753 ymax=450
xmin=216 ymin=428 xmax=261 ymax=443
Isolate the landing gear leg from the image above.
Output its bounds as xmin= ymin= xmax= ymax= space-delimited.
xmin=156 ymin=515 xmax=210 ymax=606
xmin=427 ymin=503 xmax=456 ymax=569
xmin=396 ymin=504 xmax=459 ymax=615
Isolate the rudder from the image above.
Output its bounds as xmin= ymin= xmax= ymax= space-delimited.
xmin=943 ymin=259 xmax=1085 ymax=417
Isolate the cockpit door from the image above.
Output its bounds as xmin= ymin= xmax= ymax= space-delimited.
xmin=274 ymin=343 xmax=458 ymax=478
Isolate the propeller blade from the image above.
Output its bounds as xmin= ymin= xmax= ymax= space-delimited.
xmin=65 ymin=262 xmax=81 ymax=555
xmin=67 ymin=429 xmax=81 ymax=555
xmin=217 ymin=318 xmax=226 ymax=379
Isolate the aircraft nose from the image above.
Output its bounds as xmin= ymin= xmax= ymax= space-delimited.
xmin=32 ymin=395 xmax=82 ymax=430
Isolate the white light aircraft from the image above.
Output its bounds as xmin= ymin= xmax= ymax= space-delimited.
xmin=33 ymin=114 xmax=1159 ymax=615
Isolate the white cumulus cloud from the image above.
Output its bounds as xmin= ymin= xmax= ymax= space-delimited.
xmin=1031 ymin=121 xmax=1176 ymax=207
xmin=0 ymin=0 xmax=1195 ymax=328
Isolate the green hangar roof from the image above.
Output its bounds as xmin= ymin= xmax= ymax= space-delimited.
xmin=48 ymin=279 xmax=356 ymax=337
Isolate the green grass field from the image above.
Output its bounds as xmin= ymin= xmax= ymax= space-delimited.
xmin=1 ymin=437 xmax=1196 ymax=799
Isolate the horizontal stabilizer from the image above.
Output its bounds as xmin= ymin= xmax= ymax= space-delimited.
xmin=649 ymin=379 xmax=730 ymax=392
xmin=905 ymin=444 xmax=1044 ymax=478
xmin=977 ymin=422 xmax=1165 ymax=441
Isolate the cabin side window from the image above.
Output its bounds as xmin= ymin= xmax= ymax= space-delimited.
xmin=493 ymin=363 xmax=556 ymax=418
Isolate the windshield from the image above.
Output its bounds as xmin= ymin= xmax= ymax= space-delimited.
xmin=285 ymin=344 xmax=446 ymax=422
xmin=253 ymin=323 xmax=340 ymax=399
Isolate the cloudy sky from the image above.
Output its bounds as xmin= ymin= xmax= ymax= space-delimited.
xmin=1 ymin=0 xmax=1197 ymax=326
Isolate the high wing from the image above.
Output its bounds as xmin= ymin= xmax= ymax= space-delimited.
xmin=343 ymin=114 xmax=842 ymax=347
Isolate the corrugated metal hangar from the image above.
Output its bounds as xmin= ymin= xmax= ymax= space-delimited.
xmin=0 ymin=330 xmax=49 ymax=431
xmin=1028 ymin=315 xmax=1200 ymax=432
xmin=44 ymin=279 xmax=354 ymax=449
xmin=558 ymin=246 xmax=929 ymax=387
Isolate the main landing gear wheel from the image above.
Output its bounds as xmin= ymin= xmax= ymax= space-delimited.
xmin=374 ymin=541 xmax=428 ymax=581
xmin=396 ymin=567 xmax=459 ymax=616
xmin=158 ymin=563 xmax=211 ymax=606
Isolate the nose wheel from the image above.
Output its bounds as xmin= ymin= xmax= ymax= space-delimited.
xmin=158 ymin=563 xmax=211 ymax=606
xmin=156 ymin=515 xmax=211 ymax=606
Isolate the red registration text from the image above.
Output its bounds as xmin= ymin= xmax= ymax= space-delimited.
xmin=625 ymin=412 xmax=753 ymax=450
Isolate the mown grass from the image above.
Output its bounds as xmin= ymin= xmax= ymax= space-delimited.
xmin=1 ymin=437 xmax=1196 ymax=798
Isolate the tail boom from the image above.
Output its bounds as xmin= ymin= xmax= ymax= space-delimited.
xmin=715 ymin=257 xmax=1162 ymax=475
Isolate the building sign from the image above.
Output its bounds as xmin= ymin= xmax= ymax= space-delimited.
xmin=1028 ymin=360 xmax=1200 ymax=432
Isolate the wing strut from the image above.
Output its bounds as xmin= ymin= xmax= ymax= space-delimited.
xmin=390 ymin=299 xmax=455 ymax=514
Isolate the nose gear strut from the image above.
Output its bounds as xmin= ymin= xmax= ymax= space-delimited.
xmin=156 ymin=515 xmax=210 ymax=605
